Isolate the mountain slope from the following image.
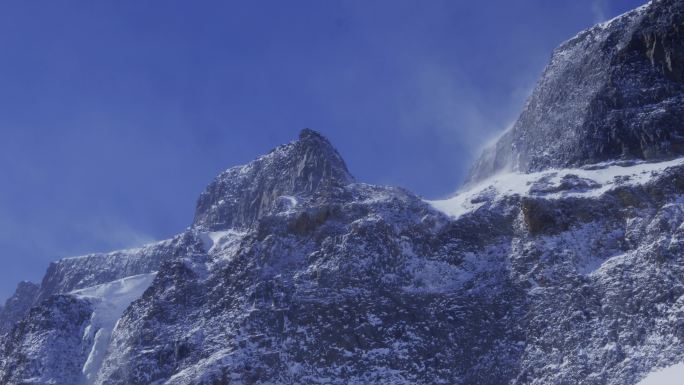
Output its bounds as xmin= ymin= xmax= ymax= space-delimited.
xmin=2 ymin=1 xmax=684 ymax=384
xmin=467 ymin=0 xmax=684 ymax=184
xmin=3 ymin=128 xmax=684 ymax=385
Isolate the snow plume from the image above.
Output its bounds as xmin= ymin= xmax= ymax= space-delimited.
xmin=591 ymin=0 xmax=608 ymax=23
xmin=0 ymin=213 xmax=154 ymax=259
xmin=396 ymin=62 xmax=503 ymax=162
xmin=75 ymin=217 xmax=157 ymax=252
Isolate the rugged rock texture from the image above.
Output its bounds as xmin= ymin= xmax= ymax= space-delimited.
xmin=0 ymin=295 xmax=93 ymax=385
xmin=467 ymin=0 xmax=684 ymax=184
xmin=36 ymin=232 xmax=203 ymax=303
xmin=2 ymin=1 xmax=684 ymax=384
xmin=438 ymin=159 xmax=684 ymax=385
xmin=93 ymin=182 xmax=526 ymax=385
xmin=3 ymin=129 xmax=684 ymax=385
xmin=0 ymin=233 xmax=204 ymax=339
xmin=0 ymin=281 xmax=39 ymax=335
xmin=193 ymin=128 xmax=354 ymax=231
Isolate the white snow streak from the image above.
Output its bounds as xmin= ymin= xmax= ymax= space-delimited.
xmin=71 ymin=272 xmax=157 ymax=385
xmin=198 ymin=229 xmax=248 ymax=256
xmin=428 ymin=157 xmax=684 ymax=219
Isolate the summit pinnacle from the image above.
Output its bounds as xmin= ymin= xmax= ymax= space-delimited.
xmin=193 ymin=129 xmax=354 ymax=231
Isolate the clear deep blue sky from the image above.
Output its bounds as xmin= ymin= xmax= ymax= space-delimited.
xmin=0 ymin=0 xmax=644 ymax=301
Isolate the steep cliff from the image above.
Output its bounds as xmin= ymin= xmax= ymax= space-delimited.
xmin=2 ymin=1 xmax=684 ymax=384
xmin=467 ymin=0 xmax=684 ymax=183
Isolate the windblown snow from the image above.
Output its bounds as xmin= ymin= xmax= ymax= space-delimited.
xmin=70 ymin=273 xmax=157 ymax=385
xmin=429 ymin=157 xmax=684 ymax=218
xmin=3 ymin=0 xmax=684 ymax=383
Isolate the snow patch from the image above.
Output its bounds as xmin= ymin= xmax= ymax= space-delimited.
xmin=70 ymin=272 xmax=157 ymax=385
xmin=428 ymin=157 xmax=684 ymax=219
xmin=198 ymin=229 xmax=247 ymax=254
xmin=278 ymin=195 xmax=298 ymax=212
xmin=636 ymin=362 xmax=684 ymax=385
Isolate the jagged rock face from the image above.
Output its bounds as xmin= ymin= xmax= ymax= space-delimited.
xmin=0 ymin=295 xmax=93 ymax=385
xmin=3 ymin=2 xmax=684 ymax=384
xmin=1 ymin=233 xmax=199 ymax=337
xmin=193 ymin=129 xmax=355 ymax=231
xmin=35 ymin=232 xmax=203 ymax=303
xmin=467 ymin=0 xmax=684 ymax=184
xmin=2 ymin=128 xmax=684 ymax=384
xmin=93 ymin=179 xmax=528 ymax=385
xmin=511 ymin=180 xmax=684 ymax=385
xmin=432 ymin=158 xmax=684 ymax=385
xmin=0 ymin=281 xmax=39 ymax=335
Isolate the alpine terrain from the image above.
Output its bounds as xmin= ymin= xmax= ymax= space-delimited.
xmin=2 ymin=1 xmax=684 ymax=384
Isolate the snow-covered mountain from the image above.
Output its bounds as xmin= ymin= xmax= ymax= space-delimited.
xmin=2 ymin=1 xmax=684 ymax=384
xmin=467 ymin=0 xmax=684 ymax=184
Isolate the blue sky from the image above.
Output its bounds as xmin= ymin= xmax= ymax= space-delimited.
xmin=0 ymin=0 xmax=644 ymax=301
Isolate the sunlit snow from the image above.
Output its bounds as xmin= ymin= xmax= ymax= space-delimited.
xmin=198 ymin=229 xmax=248 ymax=255
xmin=636 ymin=362 xmax=684 ymax=385
xmin=428 ymin=157 xmax=684 ymax=219
xmin=70 ymin=273 xmax=157 ymax=385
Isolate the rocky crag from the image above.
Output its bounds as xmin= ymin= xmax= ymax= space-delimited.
xmin=2 ymin=1 xmax=684 ymax=384
xmin=468 ymin=0 xmax=684 ymax=183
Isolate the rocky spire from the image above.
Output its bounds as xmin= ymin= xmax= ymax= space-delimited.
xmin=466 ymin=0 xmax=684 ymax=184
xmin=193 ymin=129 xmax=354 ymax=231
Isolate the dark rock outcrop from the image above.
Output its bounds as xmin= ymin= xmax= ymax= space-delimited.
xmin=0 ymin=295 xmax=93 ymax=385
xmin=0 ymin=281 xmax=39 ymax=335
xmin=468 ymin=0 xmax=684 ymax=184
xmin=193 ymin=129 xmax=354 ymax=231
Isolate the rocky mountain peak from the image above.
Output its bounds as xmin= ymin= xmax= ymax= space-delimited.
xmin=192 ymin=129 xmax=354 ymax=231
xmin=466 ymin=0 xmax=684 ymax=184
xmin=6 ymin=3 xmax=684 ymax=385
xmin=298 ymin=127 xmax=325 ymax=141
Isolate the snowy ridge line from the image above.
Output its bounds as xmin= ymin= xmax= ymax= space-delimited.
xmin=596 ymin=1 xmax=651 ymax=30
xmin=428 ymin=157 xmax=684 ymax=218
xmin=60 ymin=237 xmax=172 ymax=261
xmin=550 ymin=1 xmax=649 ymax=60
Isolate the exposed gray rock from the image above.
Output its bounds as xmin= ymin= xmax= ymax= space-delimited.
xmin=193 ymin=128 xmax=354 ymax=231
xmin=0 ymin=281 xmax=39 ymax=335
xmin=35 ymin=232 xmax=204 ymax=304
xmin=0 ymin=295 xmax=93 ymax=385
xmin=467 ymin=0 xmax=684 ymax=184
xmin=2 ymin=1 xmax=684 ymax=384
